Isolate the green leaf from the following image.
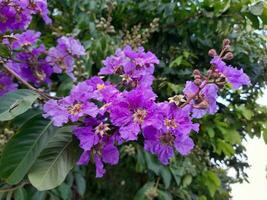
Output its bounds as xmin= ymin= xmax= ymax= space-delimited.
xmin=159 ymin=167 xmax=172 ymax=189
xmin=0 ymin=116 xmax=54 ymax=184
xmin=28 ymin=127 xmax=79 ymax=191
xmin=250 ymin=1 xmax=264 ymax=16
xmin=133 ymin=182 xmax=154 ymax=200
xmin=202 ymin=171 xmax=221 ymax=197
xmin=262 ymin=129 xmax=267 ymax=144
xmin=14 ymin=188 xmax=28 ymax=200
xmin=158 ymin=190 xmax=172 ymax=200
xmin=215 ymin=139 xmax=234 ymax=156
xmin=75 ymin=173 xmax=86 ymax=197
xmin=182 ymin=175 xmax=192 ymax=187
xmin=144 ymin=152 xmax=161 ymax=174
xmin=0 ymin=89 xmax=39 ymax=121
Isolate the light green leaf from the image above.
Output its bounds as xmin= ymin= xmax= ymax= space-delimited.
xmin=262 ymin=129 xmax=267 ymax=144
xmin=28 ymin=127 xmax=79 ymax=191
xmin=202 ymin=171 xmax=221 ymax=197
xmin=0 ymin=89 xmax=39 ymax=121
xmin=158 ymin=190 xmax=173 ymax=200
xmin=0 ymin=116 xmax=54 ymax=184
xmin=133 ymin=182 xmax=154 ymax=200
xmin=250 ymin=1 xmax=264 ymax=16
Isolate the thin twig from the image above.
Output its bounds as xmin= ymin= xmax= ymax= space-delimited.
xmin=0 ymin=181 xmax=29 ymax=193
xmin=1 ymin=62 xmax=59 ymax=100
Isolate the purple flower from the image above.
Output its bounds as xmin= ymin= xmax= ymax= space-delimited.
xmin=7 ymin=44 xmax=53 ymax=86
xmin=183 ymin=81 xmax=218 ymax=118
xmin=99 ymin=48 xmax=126 ymax=75
xmin=85 ymin=76 xmax=119 ymax=102
xmin=143 ymin=125 xmax=195 ymax=165
xmin=211 ymin=56 xmax=250 ymax=90
xmin=46 ymin=36 xmax=85 ymax=79
xmin=57 ymin=36 xmax=86 ymax=56
xmin=0 ymin=71 xmax=17 ymax=96
xmin=159 ymin=102 xmax=199 ymax=135
xmin=0 ymin=0 xmax=51 ymax=33
xmin=46 ymin=47 xmax=75 ymax=79
xmin=43 ymin=96 xmax=98 ymax=126
xmin=109 ymin=87 xmax=160 ymax=141
xmin=4 ymin=30 xmax=41 ymax=49
xmin=99 ymin=45 xmax=159 ymax=88
xmin=74 ymin=123 xmax=119 ymax=177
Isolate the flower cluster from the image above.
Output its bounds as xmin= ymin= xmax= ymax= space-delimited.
xmin=43 ymin=39 xmax=250 ymax=177
xmin=1 ymin=30 xmax=85 ymax=87
xmin=0 ymin=0 xmax=51 ymax=33
xmin=99 ymin=45 xmax=159 ymax=88
xmin=0 ymin=0 xmax=251 ymax=178
xmin=0 ymin=2 xmax=85 ymax=95
xmin=46 ymin=36 xmax=86 ymax=79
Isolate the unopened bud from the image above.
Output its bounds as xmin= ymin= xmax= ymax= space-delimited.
xmin=193 ymin=69 xmax=201 ymax=76
xmin=224 ymin=45 xmax=231 ymax=52
xmin=194 ymin=74 xmax=201 ymax=80
xmin=208 ymin=49 xmax=217 ymax=57
xmin=223 ymin=39 xmax=231 ymax=47
xmin=223 ymin=52 xmax=234 ymax=60
xmin=194 ymin=79 xmax=202 ymax=86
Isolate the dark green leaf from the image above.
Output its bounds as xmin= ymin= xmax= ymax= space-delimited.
xmin=0 ymin=116 xmax=54 ymax=184
xmin=28 ymin=127 xmax=80 ymax=191
xmin=0 ymin=89 xmax=39 ymax=121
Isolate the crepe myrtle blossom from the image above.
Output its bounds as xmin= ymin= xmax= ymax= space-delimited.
xmin=109 ymin=87 xmax=161 ymax=141
xmin=99 ymin=45 xmax=159 ymax=88
xmin=46 ymin=36 xmax=85 ymax=79
xmin=143 ymin=125 xmax=196 ymax=165
xmin=85 ymin=76 xmax=119 ymax=103
xmin=43 ymin=96 xmax=99 ymax=127
xmin=6 ymin=44 xmax=53 ymax=86
xmin=183 ymin=81 xmax=219 ymax=118
xmin=75 ymin=122 xmax=119 ymax=177
xmin=211 ymin=56 xmax=250 ymax=90
xmin=3 ymin=30 xmax=41 ymax=49
xmin=0 ymin=71 xmax=17 ymax=96
xmin=0 ymin=0 xmax=51 ymax=33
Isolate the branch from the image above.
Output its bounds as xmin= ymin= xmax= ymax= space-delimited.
xmin=0 ymin=62 xmax=59 ymax=100
xmin=0 ymin=181 xmax=29 ymax=193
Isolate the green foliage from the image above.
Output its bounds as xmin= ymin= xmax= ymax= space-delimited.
xmin=0 ymin=116 xmax=53 ymax=184
xmin=0 ymin=90 xmax=39 ymax=121
xmin=28 ymin=126 xmax=79 ymax=191
xmin=0 ymin=0 xmax=267 ymax=199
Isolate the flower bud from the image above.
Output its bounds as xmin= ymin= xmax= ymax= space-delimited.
xmin=193 ymin=69 xmax=201 ymax=76
xmin=223 ymin=39 xmax=231 ymax=47
xmin=223 ymin=52 xmax=234 ymax=60
xmin=208 ymin=49 xmax=217 ymax=57
xmin=194 ymin=79 xmax=202 ymax=86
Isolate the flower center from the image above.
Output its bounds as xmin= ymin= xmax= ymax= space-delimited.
xmin=0 ymin=14 xmax=7 ymax=23
xmin=133 ymin=109 xmax=147 ymax=124
xmin=96 ymin=83 xmax=105 ymax=90
xmin=0 ymin=83 xmax=4 ymax=90
xmin=160 ymin=132 xmax=175 ymax=146
xmin=95 ymin=122 xmax=110 ymax=136
xmin=68 ymin=103 xmax=83 ymax=115
xmin=56 ymin=58 xmax=66 ymax=70
xmin=164 ymin=118 xmax=178 ymax=129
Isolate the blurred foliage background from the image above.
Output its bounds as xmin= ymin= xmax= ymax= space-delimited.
xmin=1 ymin=0 xmax=267 ymax=199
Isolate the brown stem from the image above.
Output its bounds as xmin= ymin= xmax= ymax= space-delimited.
xmin=0 ymin=181 xmax=29 ymax=193
xmin=1 ymin=63 xmax=58 ymax=100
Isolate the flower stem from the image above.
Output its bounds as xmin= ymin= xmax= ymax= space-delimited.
xmin=1 ymin=62 xmax=58 ymax=100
